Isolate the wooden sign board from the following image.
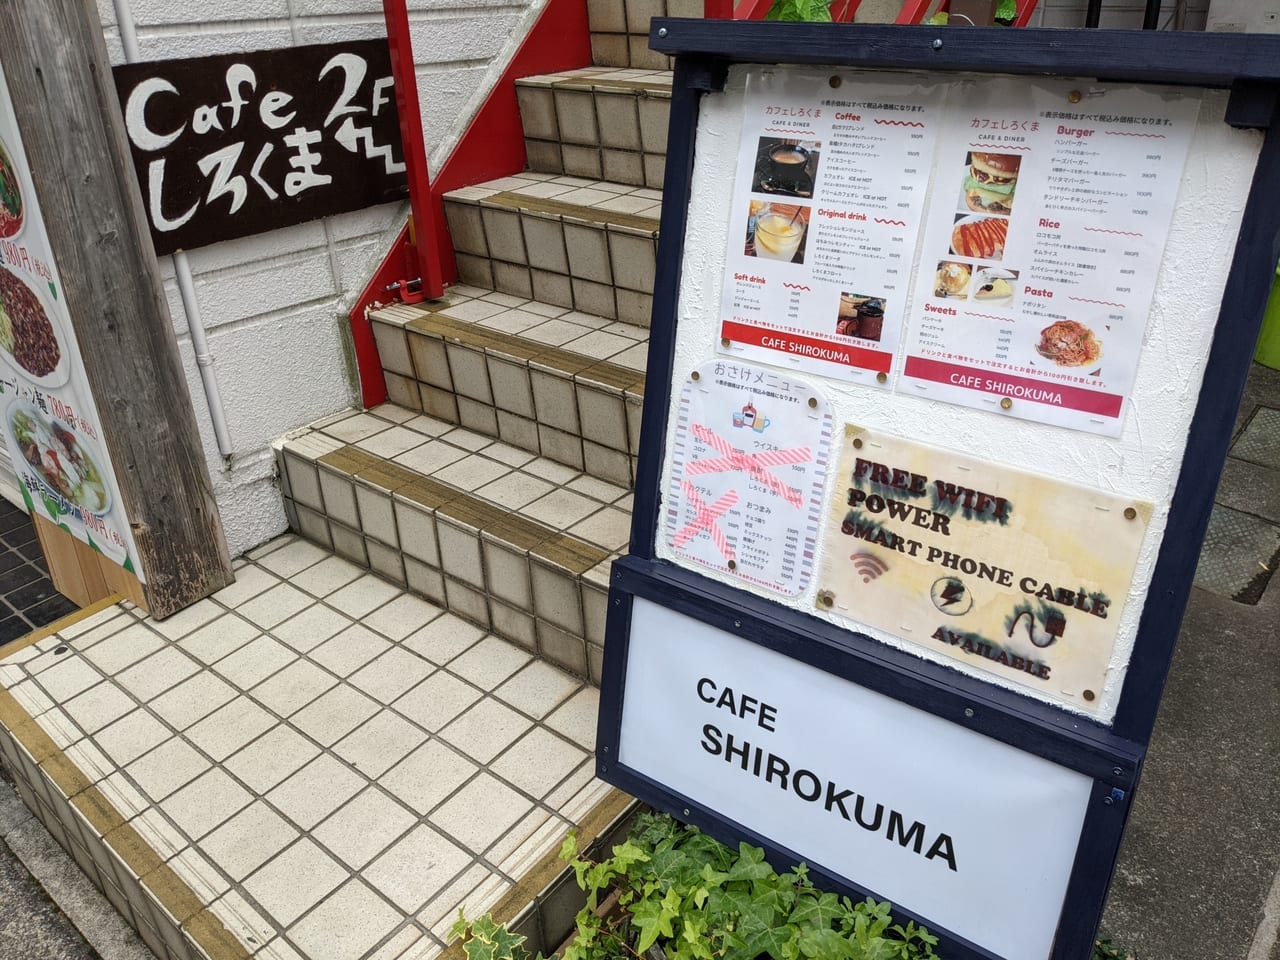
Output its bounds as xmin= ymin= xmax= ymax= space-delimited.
xmin=597 ymin=21 xmax=1280 ymax=960
xmin=113 ymin=39 xmax=409 ymax=256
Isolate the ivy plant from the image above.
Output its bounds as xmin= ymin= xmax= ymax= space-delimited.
xmin=452 ymin=811 xmax=1134 ymax=960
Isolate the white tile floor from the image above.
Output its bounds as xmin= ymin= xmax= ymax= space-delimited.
xmin=0 ymin=534 xmax=613 ymax=960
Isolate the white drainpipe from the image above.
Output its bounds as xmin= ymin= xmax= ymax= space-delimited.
xmin=112 ymin=0 xmax=235 ymax=463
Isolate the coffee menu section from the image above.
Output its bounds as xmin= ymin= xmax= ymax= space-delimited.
xmin=0 ymin=63 xmax=141 ymax=576
xmin=720 ymin=68 xmax=1199 ymax=436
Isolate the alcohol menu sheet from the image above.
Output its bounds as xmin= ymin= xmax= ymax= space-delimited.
xmin=719 ymin=68 xmax=1200 ymax=435
xmin=665 ymin=360 xmax=834 ymax=596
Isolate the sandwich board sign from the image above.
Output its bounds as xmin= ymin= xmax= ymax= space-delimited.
xmin=596 ymin=21 xmax=1280 ymax=960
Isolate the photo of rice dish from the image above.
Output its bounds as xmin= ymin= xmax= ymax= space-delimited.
xmin=8 ymin=402 xmax=110 ymax=514
xmin=0 ymin=265 xmax=62 ymax=379
xmin=0 ymin=137 xmax=22 ymax=239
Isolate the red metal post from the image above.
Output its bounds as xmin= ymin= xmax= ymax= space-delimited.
xmin=895 ymin=0 xmax=935 ymax=22
xmin=382 ymin=0 xmax=444 ymax=301
xmin=1014 ymin=0 xmax=1041 ymax=26
xmin=703 ymin=0 xmax=735 ymax=17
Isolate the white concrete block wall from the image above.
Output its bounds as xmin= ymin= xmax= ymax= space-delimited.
xmin=90 ymin=0 xmax=1212 ymax=564
xmin=1028 ymin=0 xmax=1210 ymax=29
xmin=93 ymin=0 xmax=546 ymax=558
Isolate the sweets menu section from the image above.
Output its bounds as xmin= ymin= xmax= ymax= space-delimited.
xmin=0 ymin=63 xmax=141 ymax=576
xmin=720 ymin=69 xmax=1200 ymax=436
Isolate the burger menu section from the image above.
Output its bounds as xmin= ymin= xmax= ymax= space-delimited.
xmin=0 ymin=63 xmax=141 ymax=576
xmin=899 ymin=78 xmax=1200 ymax=435
xmin=718 ymin=69 xmax=945 ymax=385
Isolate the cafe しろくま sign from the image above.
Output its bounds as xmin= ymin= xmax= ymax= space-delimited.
xmin=113 ymin=39 xmax=409 ymax=256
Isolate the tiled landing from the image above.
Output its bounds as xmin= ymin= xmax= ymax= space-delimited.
xmin=0 ymin=534 xmax=627 ymax=960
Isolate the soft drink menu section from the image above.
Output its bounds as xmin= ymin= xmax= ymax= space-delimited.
xmin=718 ymin=70 xmax=944 ymax=386
xmin=899 ymin=79 xmax=1199 ymax=435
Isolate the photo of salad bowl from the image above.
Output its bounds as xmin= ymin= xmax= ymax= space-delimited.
xmin=5 ymin=398 xmax=111 ymax=516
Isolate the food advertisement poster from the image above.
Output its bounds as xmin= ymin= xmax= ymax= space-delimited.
xmin=814 ymin=425 xmax=1151 ymax=712
xmin=898 ymin=78 xmax=1200 ymax=434
xmin=0 ymin=63 xmax=142 ymax=578
xmin=665 ymin=360 xmax=833 ymax=596
xmin=718 ymin=70 xmax=946 ymax=385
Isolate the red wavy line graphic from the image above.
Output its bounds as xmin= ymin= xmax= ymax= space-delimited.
xmin=782 ymin=283 xmax=812 ymax=291
xmin=763 ymin=128 xmax=810 ymax=135
xmin=1068 ymin=296 xmax=1125 ymax=307
xmin=874 ymin=119 xmax=925 ymax=127
xmin=1104 ymin=131 xmax=1167 ymax=138
xmin=969 ymin=143 xmax=1031 ymax=150
xmin=873 ymin=218 xmax=906 ymax=226
xmin=1083 ymin=227 xmax=1143 ymax=236
xmin=965 ymin=313 xmax=1009 ymax=321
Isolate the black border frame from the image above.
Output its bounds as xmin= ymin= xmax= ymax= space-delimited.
xmin=601 ymin=22 xmax=1280 ymax=960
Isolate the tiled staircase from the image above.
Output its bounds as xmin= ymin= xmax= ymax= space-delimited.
xmin=276 ymin=2 xmax=689 ymax=688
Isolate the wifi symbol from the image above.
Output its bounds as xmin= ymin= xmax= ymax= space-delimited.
xmin=850 ymin=552 xmax=888 ymax=583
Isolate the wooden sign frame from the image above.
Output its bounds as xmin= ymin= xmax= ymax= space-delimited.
xmin=597 ymin=22 xmax=1280 ymax=960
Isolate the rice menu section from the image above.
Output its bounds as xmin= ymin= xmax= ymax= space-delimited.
xmin=0 ymin=63 xmax=142 ymax=577
xmin=720 ymin=69 xmax=1199 ymax=435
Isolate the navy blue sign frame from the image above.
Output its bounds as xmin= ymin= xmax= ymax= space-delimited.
xmin=596 ymin=21 xmax=1280 ymax=960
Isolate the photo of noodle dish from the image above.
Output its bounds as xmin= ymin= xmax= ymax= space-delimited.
xmin=0 ymin=136 xmax=22 ymax=239
xmin=1036 ymin=320 xmax=1102 ymax=367
xmin=6 ymin=400 xmax=111 ymax=515
xmin=0 ymin=264 xmax=66 ymax=386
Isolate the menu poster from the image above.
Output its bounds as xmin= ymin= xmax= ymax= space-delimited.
xmin=664 ymin=360 xmax=834 ymax=596
xmin=900 ymin=80 xmax=1200 ymax=435
xmin=718 ymin=70 xmax=945 ymax=386
xmin=815 ymin=425 xmax=1152 ymax=713
xmin=0 ymin=63 xmax=143 ymax=578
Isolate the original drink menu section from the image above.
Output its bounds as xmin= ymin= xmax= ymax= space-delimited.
xmin=899 ymin=79 xmax=1200 ymax=435
xmin=719 ymin=70 xmax=945 ymax=386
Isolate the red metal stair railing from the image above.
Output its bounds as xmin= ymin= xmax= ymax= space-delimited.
xmin=704 ymin=0 xmax=1040 ymax=25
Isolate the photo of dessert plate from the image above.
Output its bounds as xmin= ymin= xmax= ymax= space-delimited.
xmin=972 ymin=267 xmax=1016 ymax=306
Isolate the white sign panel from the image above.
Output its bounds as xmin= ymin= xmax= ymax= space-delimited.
xmin=619 ymin=597 xmax=1093 ymax=960
xmin=664 ymin=360 xmax=833 ymax=596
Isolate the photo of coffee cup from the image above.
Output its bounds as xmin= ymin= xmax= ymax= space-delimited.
xmin=751 ymin=136 xmax=821 ymax=198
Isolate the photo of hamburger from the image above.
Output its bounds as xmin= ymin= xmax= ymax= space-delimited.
xmin=964 ymin=152 xmax=1021 ymax=214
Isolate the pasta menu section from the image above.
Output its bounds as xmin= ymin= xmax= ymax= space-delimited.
xmin=0 ymin=62 xmax=141 ymax=577
xmin=719 ymin=68 xmax=1200 ymax=436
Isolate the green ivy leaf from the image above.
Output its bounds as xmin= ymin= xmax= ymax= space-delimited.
xmin=790 ymin=892 xmax=845 ymax=928
xmin=559 ymin=832 xmax=579 ymax=862
xmin=996 ymin=0 xmax=1018 ymax=19
xmin=725 ymin=843 xmax=773 ymax=883
xmin=633 ymin=887 xmax=681 ymax=953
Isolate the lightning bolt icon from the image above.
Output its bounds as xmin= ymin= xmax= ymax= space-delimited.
xmin=939 ymin=581 xmax=965 ymax=607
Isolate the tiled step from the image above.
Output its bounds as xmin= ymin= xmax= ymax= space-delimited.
xmin=274 ymin=406 xmax=633 ymax=683
xmin=443 ymin=172 xmax=660 ymax=324
xmin=370 ymin=286 xmax=646 ymax=488
xmin=0 ymin=553 xmax=635 ymax=960
xmin=515 ymin=68 xmax=670 ymax=188
xmin=586 ymin=0 xmax=701 ymax=68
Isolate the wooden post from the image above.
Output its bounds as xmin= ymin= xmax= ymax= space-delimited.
xmin=0 ymin=0 xmax=233 ymax=617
